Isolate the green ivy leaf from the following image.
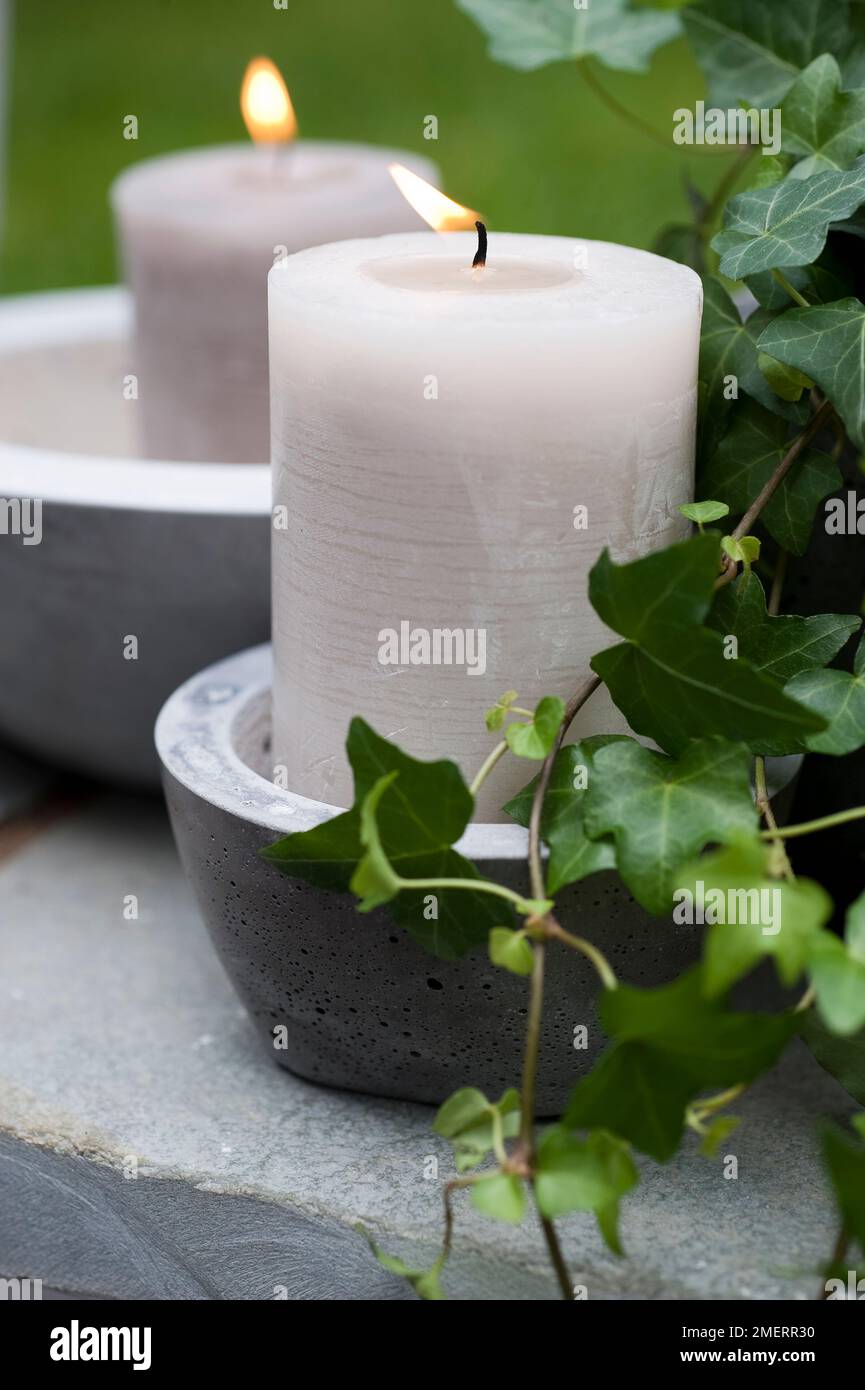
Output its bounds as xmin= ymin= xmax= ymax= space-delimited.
xmin=804 ymin=1013 xmax=865 ymax=1106
xmin=807 ymin=892 xmax=865 ymax=1037
xmin=456 ymin=0 xmax=681 ymax=73
xmin=682 ymin=0 xmax=855 ymax=110
xmin=589 ymin=536 xmax=827 ymax=755
xmin=582 ymin=737 xmax=758 ymax=915
xmin=746 ymin=155 xmax=793 ymax=192
xmin=698 ymin=279 xmax=807 ymax=461
xmin=781 ymin=55 xmax=865 ymax=178
xmin=678 ymin=837 xmax=833 ymax=994
xmin=786 ymin=633 xmax=865 ymax=754
xmin=433 ymin=1086 xmax=496 ymax=1138
xmin=489 ymin=927 xmax=534 ymax=976
xmin=566 ymin=1041 xmax=696 ymax=1164
xmin=535 ymin=1126 xmax=638 ymax=1255
xmin=708 ymin=570 xmax=861 ymax=682
xmin=505 ymin=695 xmax=565 ymax=759
xmin=434 ymin=1086 xmax=521 ymax=1172
xmin=679 ymin=499 xmax=730 ymax=526
xmin=565 ymin=969 xmax=796 ymax=1160
xmin=504 ymin=739 xmax=625 ymax=893
xmin=262 ymin=718 xmax=511 ymax=959
xmin=471 ymin=1172 xmax=526 ymax=1224
xmin=594 ymin=632 xmax=825 ymax=756
xmin=809 ymin=934 xmax=865 ymax=1037
xmin=485 ymin=689 xmax=518 ymax=732
xmin=712 ymin=158 xmax=865 ymax=280
xmin=700 ymin=400 xmax=841 ymax=554
xmin=721 ymin=534 xmax=761 ymax=566
xmin=350 ymin=773 xmax=402 ymax=911
xmin=756 ymin=350 xmax=812 ymax=401
xmin=848 ymin=891 xmax=865 ymax=964
xmin=821 ymin=1123 xmax=865 ymax=1257
xmin=357 ymin=1225 xmax=446 ymax=1300
xmin=589 ymin=531 xmax=722 ymax=639
xmin=757 ymin=297 xmax=865 ymax=449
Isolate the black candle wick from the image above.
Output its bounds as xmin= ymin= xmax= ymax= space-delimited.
xmin=472 ymin=220 xmax=488 ymax=269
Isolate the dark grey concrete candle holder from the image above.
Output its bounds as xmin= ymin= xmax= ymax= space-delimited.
xmin=157 ymin=643 xmax=800 ymax=1112
xmin=0 ymin=288 xmax=271 ymax=786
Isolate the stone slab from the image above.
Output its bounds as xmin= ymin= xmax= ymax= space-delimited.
xmin=0 ymin=794 xmax=856 ymax=1300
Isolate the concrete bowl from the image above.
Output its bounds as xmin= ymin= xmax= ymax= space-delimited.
xmin=157 ymin=642 xmax=799 ymax=1111
xmin=0 ymin=287 xmax=271 ymax=786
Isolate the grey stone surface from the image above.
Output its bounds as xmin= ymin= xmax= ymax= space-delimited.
xmin=157 ymin=643 xmax=801 ymax=1112
xmin=0 ymin=793 xmax=856 ymax=1300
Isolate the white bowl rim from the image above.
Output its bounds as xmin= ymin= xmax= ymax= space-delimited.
xmin=0 ymin=286 xmax=271 ymax=515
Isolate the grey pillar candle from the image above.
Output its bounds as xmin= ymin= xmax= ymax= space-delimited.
xmin=112 ymin=133 xmax=438 ymax=463
xmin=269 ymin=225 xmax=702 ymax=820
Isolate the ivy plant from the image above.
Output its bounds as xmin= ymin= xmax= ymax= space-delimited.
xmin=265 ymin=0 xmax=865 ymax=1298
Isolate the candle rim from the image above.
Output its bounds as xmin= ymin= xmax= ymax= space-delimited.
xmin=268 ymin=231 xmax=704 ymax=322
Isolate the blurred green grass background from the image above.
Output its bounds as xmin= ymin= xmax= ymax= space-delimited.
xmin=1 ymin=0 xmax=730 ymax=292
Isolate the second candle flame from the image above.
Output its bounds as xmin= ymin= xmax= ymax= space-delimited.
xmin=241 ymin=57 xmax=297 ymax=144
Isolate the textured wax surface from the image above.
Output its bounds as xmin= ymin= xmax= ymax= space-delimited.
xmin=270 ymin=234 xmax=702 ymax=817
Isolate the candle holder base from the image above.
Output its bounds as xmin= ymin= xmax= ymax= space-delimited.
xmin=157 ymin=643 xmax=800 ymax=1113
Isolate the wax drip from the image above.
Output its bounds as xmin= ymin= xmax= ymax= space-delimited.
xmin=472 ymin=221 xmax=488 ymax=269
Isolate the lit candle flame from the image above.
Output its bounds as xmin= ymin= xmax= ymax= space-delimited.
xmin=388 ymin=163 xmax=479 ymax=232
xmin=241 ymin=57 xmax=297 ymax=144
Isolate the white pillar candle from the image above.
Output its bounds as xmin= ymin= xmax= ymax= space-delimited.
xmin=269 ymin=230 xmax=702 ymax=820
xmin=111 ymin=144 xmax=438 ymax=462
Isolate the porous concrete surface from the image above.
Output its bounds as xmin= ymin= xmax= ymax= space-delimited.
xmin=0 ymin=794 xmax=856 ymax=1300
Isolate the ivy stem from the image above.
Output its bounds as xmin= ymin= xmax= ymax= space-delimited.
xmin=731 ymin=400 xmax=835 ymax=543
xmin=538 ymin=1211 xmax=574 ymax=1300
xmin=520 ymin=942 xmax=546 ymax=1148
xmin=546 ymin=919 xmax=618 ymax=991
xmin=392 ymin=874 xmax=539 ymax=914
xmin=758 ymin=806 xmax=865 ymax=840
xmin=795 ymin=983 xmax=816 ymax=1014
xmin=469 ymin=739 xmax=508 ymax=798
xmin=696 ymin=1083 xmax=744 ymax=1117
xmin=772 ymin=268 xmax=811 ymax=309
xmin=755 ymin=756 xmax=795 ymax=883
xmin=519 ymin=671 xmax=602 ymax=1301
xmin=687 ymin=1082 xmax=744 ymax=1134
xmin=490 ymin=1106 xmax=508 ymax=1167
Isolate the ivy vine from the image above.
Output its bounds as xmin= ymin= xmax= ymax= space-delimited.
xmin=265 ymin=0 xmax=865 ymax=1300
